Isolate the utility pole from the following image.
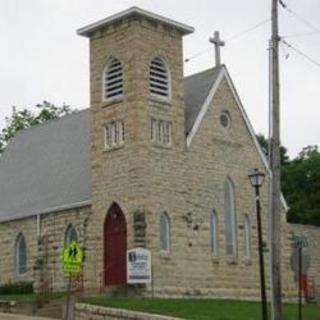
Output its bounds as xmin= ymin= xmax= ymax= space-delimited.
xmin=270 ymin=0 xmax=282 ymax=319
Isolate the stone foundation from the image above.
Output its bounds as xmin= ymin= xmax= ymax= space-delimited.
xmin=75 ymin=303 xmax=183 ymax=320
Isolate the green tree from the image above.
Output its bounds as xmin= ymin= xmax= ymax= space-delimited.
xmin=0 ymin=101 xmax=75 ymax=153
xmin=256 ymin=133 xmax=290 ymax=165
xmin=256 ymin=134 xmax=320 ymax=226
xmin=282 ymin=145 xmax=320 ymax=226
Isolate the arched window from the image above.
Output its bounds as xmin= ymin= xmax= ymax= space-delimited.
xmin=64 ymin=225 xmax=78 ymax=244
xmin=149 ymin=57 xmax=170 ymax=98
xmin=244 ymin=215 xmax=251 ymax=260
xmin=15 ymin=234 xmax=27 ymax=275
xmin=103 ymin=57 xmax=123 ymax=100
xmin=210 ymin=210 xmax=218 ymax=255
xmin=159 ymin=212 xmax=171 ymax=252
xmin=224 ymin=178 xmax=237 ymax=258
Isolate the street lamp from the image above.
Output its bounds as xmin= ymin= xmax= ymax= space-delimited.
xmin=248 ymin=168 xmax=268 ymax=320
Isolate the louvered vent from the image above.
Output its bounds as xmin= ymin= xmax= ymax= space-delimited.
xmin=149 ymin=57 xmax=169 ymax=98
xmin=104 ymin=58 xmax=123 ymax=100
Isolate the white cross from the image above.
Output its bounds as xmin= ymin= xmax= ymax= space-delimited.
xmin=209 ymin=31 xmax=225 ymax=66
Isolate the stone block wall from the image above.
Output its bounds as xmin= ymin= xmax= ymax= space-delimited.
xmin=75 ymin=303 xmax=183 ymax=320
xmin=140 ymin=77 xmax=274 ymax=299
xmin=0 ymin=205 xmax=91 ymax=292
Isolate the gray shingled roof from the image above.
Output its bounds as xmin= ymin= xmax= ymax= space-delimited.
xmin=184 ymin=66 xmax=221 ymax=134
xmin=0 ymin=67 xmax=222 ymax=222
xmin=0 ymin=110 xmax=91 ymax=221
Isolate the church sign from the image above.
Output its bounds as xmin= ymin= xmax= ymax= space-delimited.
xmin=127 ymin=248 xmax=152 ymax=284
xmin=63 ymin=241 xmax=84 ymax=274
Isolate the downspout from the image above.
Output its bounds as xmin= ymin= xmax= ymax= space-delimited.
xmin=36 ymin=214 xmax=41 ymax=238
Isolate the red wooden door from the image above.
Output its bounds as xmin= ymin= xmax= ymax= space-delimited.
xmin=104 ymin=203 xmax=127 ymax=286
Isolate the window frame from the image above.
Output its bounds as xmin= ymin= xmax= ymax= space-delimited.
xmin=159 ymin=212 xmax=171 ymax=254
xmin=224 ymin=177 xmax=237 ymax=261
xmin=102 ymin=57 xmax=124 ymax=102
xmin=15 ymin=233 xmax=27 ymax=275
xmin=64 ymin=224 xmax=78 ymax=245
xmin=104 ymin=120 xmax=125 ymax=149
xmin=210 ymin=210 xmax=218 ymax=256
xmin=244 ymin=215 xmax=252 ymax=261
xmin=150 ymin=118 xmax=172 ymax=146
xmin=149 ymin=57 xmax=171 ymax=101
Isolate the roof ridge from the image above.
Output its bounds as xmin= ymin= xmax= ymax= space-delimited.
xmin=184 ymin=65 xmax=223 ymax=80
xmin=12 ymin=108 xmax=88 ymax=138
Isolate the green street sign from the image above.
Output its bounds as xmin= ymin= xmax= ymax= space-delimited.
xmin=63 ymin=241 xmax=84 ymax=274
xmin=292 ymin=235 xmax=309 ymax=248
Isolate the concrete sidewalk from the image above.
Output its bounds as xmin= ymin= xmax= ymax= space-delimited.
xmin=0 ymin=313 xmax=58 ymax=320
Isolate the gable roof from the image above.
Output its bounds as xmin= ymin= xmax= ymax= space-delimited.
xmin=0 ymin=66 xmax=287 ymax=222
xmin=184 ymin=66 xmax=222 ymax=134
xmin=0 ymin=110 xmax=91 ymax=222
xmin=186 ymin=65 xmax=289 ymax=211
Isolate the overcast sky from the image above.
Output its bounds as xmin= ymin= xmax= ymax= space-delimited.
xmin=0 ymin=0 xmax=319 ymax=158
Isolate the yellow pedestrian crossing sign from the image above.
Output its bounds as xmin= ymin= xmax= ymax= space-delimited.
xmin=63 ymin=241 xmax=84 ymax=274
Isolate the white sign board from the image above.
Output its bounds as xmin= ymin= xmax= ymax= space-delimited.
xmin=127 ymin=248 xmax=152 ymax=284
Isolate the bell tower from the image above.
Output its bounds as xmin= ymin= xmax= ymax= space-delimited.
xmin=78 ymin=6 xmax=193 ymax=201
xmin=77 ymin=7 xmax=193 ymax=287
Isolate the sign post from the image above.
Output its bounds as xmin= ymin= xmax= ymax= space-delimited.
xmin=127 ymin=248 xmax=152 ymax=285
xmin=291 ymin=235 xmax=309 ymax=320
xmin=62 ymin=241 xmax=84 ymax=320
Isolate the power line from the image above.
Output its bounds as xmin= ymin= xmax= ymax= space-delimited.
xmin=282 ymin=31 xmax=320 ymax=39
xmin=281 ymin=39 xmax=320 ymax=67
xmin=279 ymin=0 xmax=320 ymax=33
xmin=226 ymin=18 xmax=270 ymax=42
xmin=184 ymin=47 xmax=212 ymax=63
xmin=185 ymin=18 xmax=270 ymax=63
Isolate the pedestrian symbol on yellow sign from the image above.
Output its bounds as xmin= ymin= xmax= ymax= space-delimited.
xmin=63 ymin=240 xmax=84 ymax=274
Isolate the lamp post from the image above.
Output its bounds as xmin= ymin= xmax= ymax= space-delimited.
xmin=248 ymin=168 xmax=268 ymax=320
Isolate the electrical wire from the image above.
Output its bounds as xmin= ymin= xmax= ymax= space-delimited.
xmin=279 ymin=1 xmax=320 ymax=33
xmin=282 ymin=31 xmax=320 ymax=39
xmin=184 ymin=47 xmax=212 ymax=63
xmin=281 ymin=39 xmax=320 ymax=67
xmin=185 ymin=18 xmax=270 ymax=63
xmin=226 ymin=18 xmax=270 ymax=42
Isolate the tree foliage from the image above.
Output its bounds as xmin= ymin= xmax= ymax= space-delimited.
xmin=0 ymin=101 xmax=75 ymax=153
xmin=256 ymin=133 xmax=289 ymax=165
xmin=257 ymin=133 xmax=320 ymax=226
xmin=282 ymin=145 xmax=320 ymax=226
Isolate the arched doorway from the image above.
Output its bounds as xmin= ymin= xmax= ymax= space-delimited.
xmin=104 ymin=203 xmax=127 ymax=286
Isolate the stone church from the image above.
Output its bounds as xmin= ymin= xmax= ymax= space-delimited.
xmin=0 ymin=7 xmax=319 ymax=299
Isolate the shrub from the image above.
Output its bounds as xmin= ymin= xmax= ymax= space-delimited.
xmin=0 ymin=281 xmax=34 ymax=295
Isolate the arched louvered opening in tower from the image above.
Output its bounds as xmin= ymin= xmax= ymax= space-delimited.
xmin=149 ymin=57 xmax=170 ymax=98
xmin=104 ymin=58 xmax=123 ymax=100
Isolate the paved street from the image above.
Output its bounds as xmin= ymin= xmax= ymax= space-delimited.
xmin=0 ymin=313 xmax=57 ymax=320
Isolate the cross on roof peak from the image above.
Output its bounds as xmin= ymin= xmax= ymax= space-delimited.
xmin=209 ymin=31 xmax=225 ymax=67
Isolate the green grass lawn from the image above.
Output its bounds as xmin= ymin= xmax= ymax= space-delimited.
xmin=0 ymin=292 xmax=65 ymax=303
xmin=81 ymin=297 xmax=320 ymax=320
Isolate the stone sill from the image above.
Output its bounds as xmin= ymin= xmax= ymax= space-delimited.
xmin=211 ymin=256 xmax=219 ymax=264
xmin=101 ymin=96 xmax=124 ymax=108
xmin=149 ymin=96 xmax=172 ymax=107
xmin=226 ymin=256 xmax=238 ymax=265
xmin=160 ymin=251 xmax=171 ymax=260
xmin=103 ymin=143 xmax=125 ymax=153
xmin=151 ymin=142 xmax=172 ymax=150
xmin=243 ymin=258 xmax=253 ymax=266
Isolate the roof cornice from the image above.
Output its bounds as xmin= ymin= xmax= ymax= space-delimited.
xmin=77 ymin=6 xmax=194 ymax=37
